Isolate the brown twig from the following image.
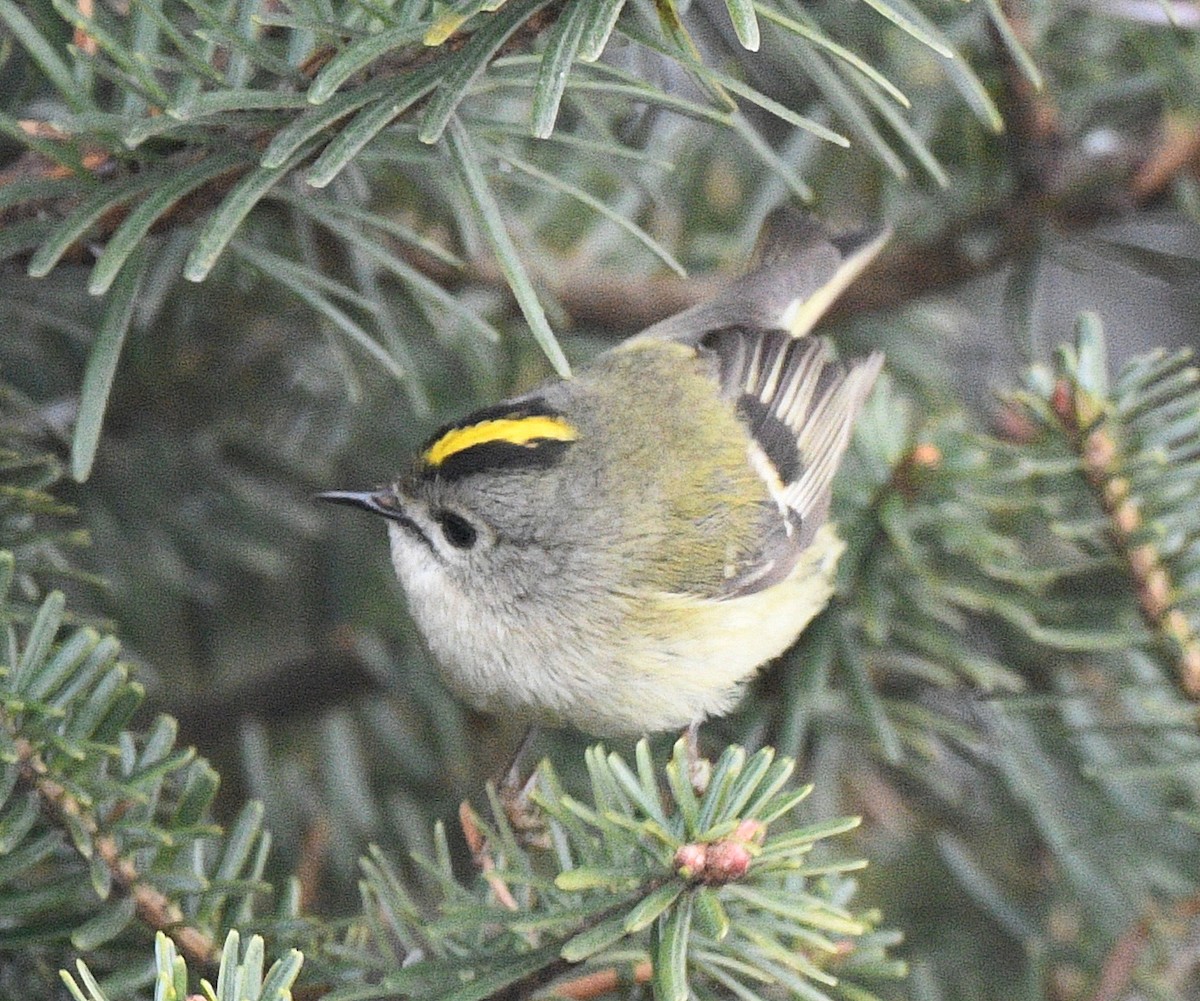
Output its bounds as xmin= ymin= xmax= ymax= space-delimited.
xmin=1086 ymin=894 xmax=1200 ymax=1001
xmin=12 ymin=733 xmax=219 ymax=969
xmin=547 ymin=960 xmax=654 ymax=999
xmin=460 ymin=800 xmax=521 ymax=911
xmin=456 ymin=802 xmax=676 ymax=1001
xmin=297 ymin=814 xmax=331 ymax=913
xmin=1131 ymin=110 xmax=1200 ymax=203
xmin=485 ymin=955 xmax=583 ymax=1001
xmin=73 ymin=0 xmax=99 ymax=57
xmin=991 ymin=0 xmax=1067 ymax=199
xmin=1086 ymin=918 xmax=1150 ymax=1001
xmin=1049 ymin=380 xmax=1200 ymax=697
xmin=889 ymin=441 xmax=943 ymax=502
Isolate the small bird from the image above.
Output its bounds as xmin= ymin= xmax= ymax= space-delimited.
xmin=322 ymin=212 xmax=886 ymax=738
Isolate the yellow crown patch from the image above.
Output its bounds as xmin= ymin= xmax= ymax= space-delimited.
xmin=422 ymin=415 xmax=578 ymax=469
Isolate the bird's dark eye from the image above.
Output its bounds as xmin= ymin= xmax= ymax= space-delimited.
xmin=434 ymin=510 xmax=477 ymax=549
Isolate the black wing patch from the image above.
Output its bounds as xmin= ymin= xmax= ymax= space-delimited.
xmin=702 ymin=323 xmax=883 ymax=548
xmin=735 ymin=394 xmax=803 ymax=484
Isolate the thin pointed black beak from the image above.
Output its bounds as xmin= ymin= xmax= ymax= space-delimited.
xmin=317 ymin=489 xmax=406 ymax=521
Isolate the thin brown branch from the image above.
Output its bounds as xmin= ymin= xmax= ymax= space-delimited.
xmin=992 ymin=1 xmax=1067 ymax=198
xmin=1086 ymin=920 xmax=1148 ymax=1001
xmin=12 ymin=733 xmax=219 ymax=969
xmin=479 ymin=875 xmax=671 ymax=1001
xmin=1131 ymin=110 xmax=1200 ymax=203
xmin=73 ymin=0 xmax=99 ymax=57
xmin=1086 ymin=894 xmax=1200 ymax=1001
xmin=1049 ymin=380 xmax=1200 ymax=697
xmin=547 ymin=960 xmax=654 ymax=999
xmin=460 ymin=800 xmax=521 ymax=912
xmin=297 ymin=814 xmax=331 ymax=914
xmin=485 ymin=955 xmax=582 ymax=1001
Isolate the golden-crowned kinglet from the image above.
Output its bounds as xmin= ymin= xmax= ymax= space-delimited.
xmin=322 ymin=212 xmax=886 ymax=737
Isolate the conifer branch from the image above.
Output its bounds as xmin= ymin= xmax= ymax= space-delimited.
xmin=330 ymin=739 xmax=898 ymax=1001
xmin=10 ymin=730 xmax=219 ymax=968
xmin=1041 ymin=317 xmax=1200 ymax=698
xmin=0 ymin=3 xmax=567 ymax=260
xmin=61 ymin=930 xmax=303 ymax=1001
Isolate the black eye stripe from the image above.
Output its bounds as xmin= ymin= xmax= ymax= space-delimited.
xmin=435 ymin=511 xmax=478 ymax=549
xmin=429 ymin=438 xmax=573 ymax=482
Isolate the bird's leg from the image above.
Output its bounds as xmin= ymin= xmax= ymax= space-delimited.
xmin=461 ymin=727 xmax=547 ymax=894
xmin=684 ymin=720 xmax=712 ymax=795
xmin=501 ymin=727 xmax=538 ymax=795
xmin=498 ymin=727 xmax=548 ymax=846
